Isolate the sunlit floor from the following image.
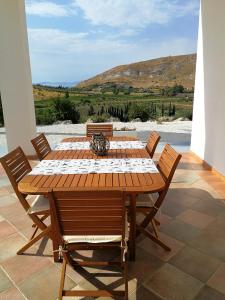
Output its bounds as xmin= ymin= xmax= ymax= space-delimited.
xmin=0 ymin=152 xmax=225 ymax=300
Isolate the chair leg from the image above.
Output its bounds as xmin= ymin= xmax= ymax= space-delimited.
xmin=32 ymin=214 xmax=49 ymax=228
xmin=30 ymin=225 xmax=39 ymax=240
xmin=58 ymin=258 xmax=67 ymax=300
xmin=124 ymin=261 xmax=128 ymax=300
xmin=151 ymin=219 xmax=159 ymax=238
xmin=137 ymin=225 xmax=171 ymax=251
xmin=154 ymin=218 xmax=160 ymax=226
xmin=17 ymin=226 xmax=51 ymax=255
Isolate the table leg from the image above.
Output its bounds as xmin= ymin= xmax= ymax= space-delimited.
xmin=129 ymin=193 xmax=136 ymax=261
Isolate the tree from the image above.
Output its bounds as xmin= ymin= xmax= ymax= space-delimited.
xmin=161 ymin=103 xmax=165 ymax=116
xmin=65 ymin=90 xmax=69 ymax=98
xmin=53 ymin=98 xmax=80 ymax=123
xmin=100 ymin=105 xmax=105 ymax=115
xmin=128 ymin=104 xmax=150 ymax=122
xmin=172 ymin=105 xmax=176 ymax=116
xmin=88 ymin=104 xmax=95 ymax=116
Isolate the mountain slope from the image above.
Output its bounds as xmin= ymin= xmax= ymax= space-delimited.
xmin=77 ymin=53 xmax=196 ymax=89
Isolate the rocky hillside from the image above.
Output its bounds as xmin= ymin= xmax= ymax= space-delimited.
xmin=77 ymin=53 xmax=196 ymax=89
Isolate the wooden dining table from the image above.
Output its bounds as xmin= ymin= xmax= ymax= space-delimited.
xmin=18 ymin=136 xmax=166 ymax=261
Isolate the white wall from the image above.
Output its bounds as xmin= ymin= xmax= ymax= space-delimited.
xmin=191 ymin=0 xmax=225 ymax=176
xmin=0 ymin=0 xmax=36 ymax=155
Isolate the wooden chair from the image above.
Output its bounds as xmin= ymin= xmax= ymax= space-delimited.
xmin=136 ymin=144 xmax=182 ymax=251
xmin=31 ymin=133 xmax=51 ymax=160
xmin=146 ymin=131 xmax=161 ymax=158
xmin=0 ymin=147 xmax=51 ymax=254
xmin=86 ymin=123 xmax=113 ymax=137
xmin=48 ymin=189 xmax=128 ymax=300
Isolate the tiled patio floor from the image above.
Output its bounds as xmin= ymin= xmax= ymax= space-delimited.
xmin=0 ymin=152 xmax=225 ymax=299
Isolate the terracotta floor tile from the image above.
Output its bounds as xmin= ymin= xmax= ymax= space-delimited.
xmin=0 ymin=220 xmax=17 ymax=239
xmin=0 ymin=187 xmax=13 ymax=197
xmin=207 ymin=263 xmax=225 ymax=295
xmin=129 ymin=284 xmax=163 ymax=300
xmin=0 ymin=287 xmax=26 ymax=300
xmin=138 ymin=232 xmax=184 ymax=262
xmin=161 ymin=201 xmax=187 ymax=218
xmin=74 ymin=273 xmax=138 ymax=297
xmin=161 ymin=219 xmax=201 ymax=244
xmin=166 ymin=189 xmax=199 ymax=207
xmin=1 ymin=253 xmax=52 ymax=284
xmin=195 ymin=285 xmax=225 ymax=300
xmin=8 ymin=213 xmax=33 ymax=231
xmin=18 ymin=264 xmax=76 ymax=300
xmin=177 ymin=209 xmax=215 ymax=229
xmin=191 ymin=197 xmax=225 ymax=217
xmin=0 ymin=267 xmax=13 ymax=293
xmin=0 ymin=195 xmax=17 ymax=208
xmin=188 ymin=232 xmax=225 ymax=261
xmin=128 ymin=247 xmax=163 ymax=283
xmin=170 ymin=246 xmax=221 ymax=282
xmin=0 ymin=233 xmax=27 ymax=263
xmin=0 ymin=177 xmax=10 ymax=188
xmin=144 ymin=263 xmax=203 ymax=300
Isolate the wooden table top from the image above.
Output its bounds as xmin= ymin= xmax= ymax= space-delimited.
xmin=18 ymin=136 xmax=165 ymax=195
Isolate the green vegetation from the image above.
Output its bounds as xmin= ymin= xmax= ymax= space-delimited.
xmin=33 ymin=83 xmax=193 ymax=125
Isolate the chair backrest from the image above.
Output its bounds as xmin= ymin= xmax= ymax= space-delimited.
xmin=31 ymin=133 xmax=51 ymax=160
xmin=146 ymin=131 xmax=160 ymax=158
xmin=0 ymin=147 xmax=32 ymax=210
xmin=86 ymin=124 xmax=113 ymax=137
xmin=148 ymin=144 xmax=182 ymax=214
xmin=48 ymin=190 xmax=125 ymax=244
xmin=157 ymin=144 xmax=182 ymax=186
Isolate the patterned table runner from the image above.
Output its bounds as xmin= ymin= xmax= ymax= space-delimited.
xmin=54 ymin=141 xmax=145 ymax=151
xmin=29 ymin=158 xmax=158 ymax=175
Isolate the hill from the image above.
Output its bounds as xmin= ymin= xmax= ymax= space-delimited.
xmin=77 ymin=53 xmax=196 ymax=89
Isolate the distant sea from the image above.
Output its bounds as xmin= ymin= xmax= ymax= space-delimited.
xmin=34 ymin=81 xmax=79 ymax=88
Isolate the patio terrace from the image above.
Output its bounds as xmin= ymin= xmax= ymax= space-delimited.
xmin=0 ymin=152 xmax=225 ymax=300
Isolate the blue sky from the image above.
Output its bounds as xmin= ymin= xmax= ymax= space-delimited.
xmin=25 ymin=0 xmax=200 ymax=83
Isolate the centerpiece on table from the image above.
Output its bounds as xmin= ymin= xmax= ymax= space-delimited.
xmin=90 ymin=133 xmax=110 ymax=156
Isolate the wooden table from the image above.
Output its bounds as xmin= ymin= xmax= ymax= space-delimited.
xmin=18 ymin=137 xmax=165 ymax=260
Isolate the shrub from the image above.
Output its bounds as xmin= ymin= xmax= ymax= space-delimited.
xmin=35 ymin=108 xmax=56 ymax=125
xmin=128 ymin=104 xmax=150 ymax=122
xmin=92 ymin=114 xmax=108 ymax=123
xmin=53 ymin=98 xmax=80 ymax=123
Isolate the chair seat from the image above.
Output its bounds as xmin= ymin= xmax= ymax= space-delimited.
xmin=64 ymin=216 xmax=129 ymax=244
xmin=136 ymin=193 xmax=155 ymax=207
xmin=28 ymin=195 xmax=50 ymax=214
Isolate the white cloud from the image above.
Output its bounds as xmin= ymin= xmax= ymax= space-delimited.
xmin=25 ymin=1 xmax=75 ymax=17
xmin=27 ymin=27 xmax=197 ymax=82
xmin=72 ymin=0 xmax=199 ymax=28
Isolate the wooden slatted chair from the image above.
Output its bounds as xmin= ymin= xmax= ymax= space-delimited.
xmin=86 ymin=123 xmax=113 ymax=137
xmin=0 ymin=147 xmax=51 ymax=254
xmin=48 ymin=189 xmax=128 ymax=300
xmin=146 ymin=131 xmax=161 ymax=158
xmin=31 ymin=133 xmax=51 ymax=160
xmin=136 ymin=144 xmax=182 ymax=251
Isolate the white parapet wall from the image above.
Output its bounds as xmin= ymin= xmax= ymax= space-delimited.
xmin=0 ymin=0 xmax=36 ymax=155
xmin=191 ymin=0 xmax=225 ymax=176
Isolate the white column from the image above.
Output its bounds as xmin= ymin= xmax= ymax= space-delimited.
xmin=191 ymin=0 xmax=225 ymax=176
xmin=0 ymin=0 xmax=36 ymax=155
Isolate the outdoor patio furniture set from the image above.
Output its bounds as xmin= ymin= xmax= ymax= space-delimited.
xmin=0 ymin=124 xmax=181 ymax=299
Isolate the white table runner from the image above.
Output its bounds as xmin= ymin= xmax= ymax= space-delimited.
xmin=29 ymin=158 xmax=158 ymax=175
xmin=54 ymin=141 xmax=145 ymax=151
